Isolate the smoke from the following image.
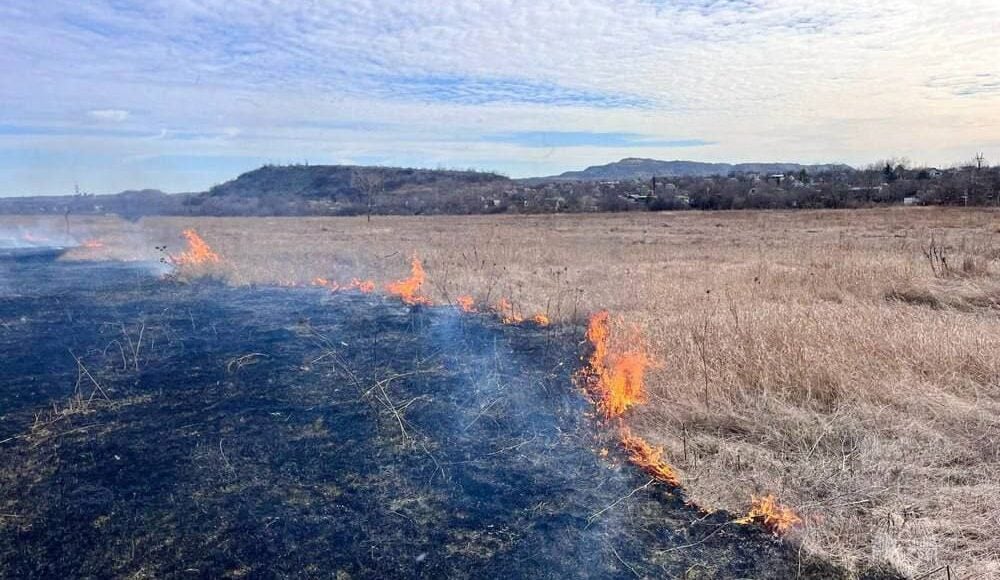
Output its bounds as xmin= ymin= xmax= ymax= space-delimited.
xmin=421 ymin=307 xmax=636 ymax=571
xmin=0 ymin=222 xmax=80 ymax=249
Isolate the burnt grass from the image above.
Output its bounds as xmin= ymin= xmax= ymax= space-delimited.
xmin=0 ymin=249 xmax=887 ymax=579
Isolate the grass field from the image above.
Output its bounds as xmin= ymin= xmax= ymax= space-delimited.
xmin=29 ymin=207 xmax=1000 ymax=576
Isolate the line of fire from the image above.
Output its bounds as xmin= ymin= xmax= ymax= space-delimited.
xmin=0 ymin=228 xmax=883 ymax=579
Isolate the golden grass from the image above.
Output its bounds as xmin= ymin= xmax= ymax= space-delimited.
xmin=17 ymin=207 xmax=1000 ymax=576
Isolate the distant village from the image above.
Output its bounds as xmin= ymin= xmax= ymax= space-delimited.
xmin=1 ymin=160 xmax=998 ymax=218
xmin=485 ymin=162 xmax=1000 ymax=214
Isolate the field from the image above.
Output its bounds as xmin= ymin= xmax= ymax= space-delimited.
xmin=11 ymin=207 xmax=1000 ymax=577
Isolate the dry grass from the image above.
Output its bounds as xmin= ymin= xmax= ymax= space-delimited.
xmin=15 ymin=207 xmax=1000 ymax=577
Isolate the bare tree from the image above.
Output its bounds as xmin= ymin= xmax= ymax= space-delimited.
xmin=351 ymin=168 xmax=384 ymax=223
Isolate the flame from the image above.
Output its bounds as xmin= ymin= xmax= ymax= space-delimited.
xmin=584 ymin=311 xmax=649 ymax=417
xmin=172 ymin=229 xmax=220 ymax=267
xmin=349 ymin=278 xmax=375 ymax=293
xmin=496 ymin=298 xmax=523 ymax=324
xmin=312 ymin=277 xmax=340 ymax=291
xmin=531 ymin=313 xmax=550 ymax=326
xmin=313 ymin=277 xmax=373 ymax=293
xmin=81 ymin=239 xmax=105 ymax=249
xmin=619 ymin=428 xmax=681 ymax=486
xmin=456 ymin=295 xmax=477 ymax=313
xmin=737 ymin=494 xmax=802 ymax=535
xmin=385 ymin=256 xmax=432 ymax=305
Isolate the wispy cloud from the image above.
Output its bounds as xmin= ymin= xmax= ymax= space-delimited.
xmin=87 ymin=109 xmax=130 ymax=122
xmin=485 ymin=132 xmax=712 ymax=148
xmin=0 ymin=0 xmax=998 ymax=194
xmin=927 ymin=73 xmax=1000 ymax=97
xmin=372 ymin=75 xmax=653 ymax=108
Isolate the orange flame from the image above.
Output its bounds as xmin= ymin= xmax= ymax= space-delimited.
xmin=584 ymin=311 xmax=649 ymax=417
xmin=385 ymin=256 xmax=432 ymax=305
xmin=349 ymin=278 xmax=375 ymax=293
xmin=313 ymin=277 xmax=374 ymax=293
xmin=619 ymin=428 xmax=681 ymax=486
xmin=737 ymin=494 xmax=802 ymax=535
xmin=496 ymin=298 xmax=523 ymax=324
xmin=456 ymin=295 xmax=476 ymax=313
xmin=531 ymin=313 xmax=551 ymax=326
xmin=312 ymin=277 xmax=341 ymax=291
xmin=81 ymin=239 xmax=105 ymax=249
xmin=172 ymin=229 xmax=220 ymax=267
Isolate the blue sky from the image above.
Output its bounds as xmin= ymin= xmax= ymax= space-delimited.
xmin=0 ymin=0 xmax=998 ymax=195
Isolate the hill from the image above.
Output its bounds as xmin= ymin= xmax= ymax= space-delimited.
xmin=0 ymin=189 xmax=191 ymax=220
xmin=534 ymin=158 xmax=852 ymax=181
xmin=188 ymin=164 xmax=512 ymax=216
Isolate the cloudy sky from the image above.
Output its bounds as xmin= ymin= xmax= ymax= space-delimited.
xmin=1 ymin=1 xmax=998 ymax=195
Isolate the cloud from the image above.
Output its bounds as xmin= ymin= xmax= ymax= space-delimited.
xmin=87 ymin=109 xmax=130 ymax=122
xmin=370 ymin=75 xmax=652 ymax=108
xmin=485 ymin=132 xmax=713 ymax=148
xmin=0 ymin=0 xmax=998 ymax=194
xmin=926 ymin=73 xmax=1000 ymax=97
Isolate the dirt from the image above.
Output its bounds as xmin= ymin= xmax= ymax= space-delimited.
xmin=0 ymin=249 xmax=894 ymax=578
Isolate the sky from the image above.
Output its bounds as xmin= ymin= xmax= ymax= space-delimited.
xmin=1 ymin=0 xmax=998 ymax=196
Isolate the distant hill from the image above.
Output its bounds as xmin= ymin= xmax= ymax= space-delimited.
xmin=532 ymin=158 xmax=852 ymax=182
xmin=206 ymin=164 xmax=507 ymax=199
xmin=187 ymin=164 xmax=512 ymax=216
xmin=0 ymin=189 xmax=191 ymax=219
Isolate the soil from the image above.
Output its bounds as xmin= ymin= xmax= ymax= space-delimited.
xmin=0 ymin=249 xmax=893 ymax=579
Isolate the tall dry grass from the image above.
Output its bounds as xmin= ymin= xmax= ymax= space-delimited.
xmin=31 ymin=207 xmax=1000 ymax=576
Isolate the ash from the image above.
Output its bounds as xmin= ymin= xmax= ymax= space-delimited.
xmin=0 ymin=251 xmax=859 ymax=579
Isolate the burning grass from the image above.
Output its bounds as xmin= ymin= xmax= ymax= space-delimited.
xmin=619 ymin=428 xmax=681 ymax=486
xmin=13 ymin=207 xmax=1000 ymax=577
xmin=0 ymin=252 xmax=844 ymax=578
xmin=456 ymin=295 xmax=476 ymax=313
xmin=385 ymin=255 xmax=432 ymax=305
xmin=737 ymin=494 xmax=803 ymax=536
xmin=170 ymin=228 xmax=220 ymax=267
xmin=583 ymin=310 xmax=648 ymax=418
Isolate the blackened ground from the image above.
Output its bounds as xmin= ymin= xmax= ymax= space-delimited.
xmin=0 ymin=250 xmax=882 ymax=579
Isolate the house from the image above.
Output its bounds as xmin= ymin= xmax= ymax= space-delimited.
xmin=903 ymin=196 xmax=921 ymax=206
xmin=928 ymin=168 xmax=944 ymax=179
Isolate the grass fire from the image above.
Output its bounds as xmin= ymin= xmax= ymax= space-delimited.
xmin=2 ymin=4 xmax=994 ymax=577
xmin=0 ymin=237 xmax=851 ymax=579
xmin=385 ymin=255 xmax=432 ymax=305
xmin=4 ymin=208 xmax=992 ymax=579
xmin=170 ymin=228 xmax=221 ymax=268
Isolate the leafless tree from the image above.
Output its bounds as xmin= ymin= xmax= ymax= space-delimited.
xmin=351 ymin=168 xmax=384 ymax=223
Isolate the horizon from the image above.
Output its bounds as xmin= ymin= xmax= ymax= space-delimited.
xmin=4 ymin=157 xmax=870 ymax=197
xmin=2 ymin=1 xmax=998 ymax=196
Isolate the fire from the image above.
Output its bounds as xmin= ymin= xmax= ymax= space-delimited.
xmin=385 ymin=256 xmax=432 ymax=305
xmin=349 ymin=278 xmax=375 ymax=293
xmin=737 ymin=494 xmax=802 ymax=535
xmin=619 ymin=428 xmax=681 ymax=486
xmin=531 ymin=313 xmax=550 ymax=326
xmin=313 ymin=277 xmax=374 ymax=293
xmin=496 ymin=298 xmax=523 ymax=324
xmin=456 ymin=295 xmax=476 ymax=313
xmin=584 ymin=311 xmax=649 ymax=417
xmin=312 ymin=277 xmax=340 ymax=291
xmin=172 ymin=229 xmax=220 ymax=267
xmin=81 ymin=239 xmax=105 ymax=249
